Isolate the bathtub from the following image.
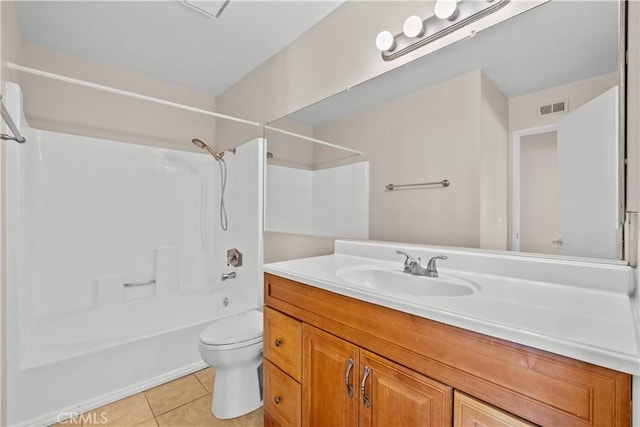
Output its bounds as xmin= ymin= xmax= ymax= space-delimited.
xmin=10 ymin=290 xmax=258 ymax=427
xmin=22 ymin=290 xmax=256 ymax=369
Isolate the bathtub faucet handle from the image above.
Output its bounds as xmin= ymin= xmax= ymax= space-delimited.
xmin=221 ymin=272 xmax=236 ymax=281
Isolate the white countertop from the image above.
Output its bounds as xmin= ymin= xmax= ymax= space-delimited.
xmin=263 ymin=240 xmax=640 ymax=375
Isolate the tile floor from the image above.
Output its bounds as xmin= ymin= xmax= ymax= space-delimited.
xmin=51 ymin=368 xmax=263 ymax=427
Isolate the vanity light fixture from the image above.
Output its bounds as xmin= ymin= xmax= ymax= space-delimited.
xmin=403 ymin=15 xmax=425 ymax=38
xmin=375 ymin=30 xmax=396 ymax=52
xmin=375 ymin=0 xmax=510 ymax=61
xmin=434 ymin=0 xmax=459 ymax=21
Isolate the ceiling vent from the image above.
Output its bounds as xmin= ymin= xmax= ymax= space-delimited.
xmin=538 ymin=99 xmax=569 ymax=118
xmin=181 ymin=0 xmax=231 ymax=18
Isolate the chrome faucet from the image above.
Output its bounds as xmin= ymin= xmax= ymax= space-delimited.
xmin=395 ymin=251 xmax=448 ymax=278
xmin=396 ymin=250 xmax=419 ymax=273
xmin=425 ymin=256 xmax=448 ymax=278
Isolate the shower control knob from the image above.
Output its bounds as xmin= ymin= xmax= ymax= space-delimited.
xmin=274 ymin=396 xmax=281 ymax=405
xmin=226 ymin=248 xmax=243 ymax=267
xmin=274 ymin=339 xmax=282 ymax=347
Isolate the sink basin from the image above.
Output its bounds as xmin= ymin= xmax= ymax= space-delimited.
xmin=337 ymin=265 xmax=476 ymax=297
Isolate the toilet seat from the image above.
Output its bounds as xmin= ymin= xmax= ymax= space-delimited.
xmin=199 ymin=309 xmax=263 ymax=349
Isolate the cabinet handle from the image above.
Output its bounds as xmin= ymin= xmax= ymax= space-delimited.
xmin=274 ymin=396 xmax=281 ymax=405
xmin=361 ymin=365 xmax=371 ymax=408
xmin=345 ymin=357 xmax=354 ymax=398
xmin=274 ymin=339 xmax=282 ymax=347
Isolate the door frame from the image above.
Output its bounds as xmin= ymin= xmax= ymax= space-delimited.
xmin=511 ymin=124 xmax=558 ymax=252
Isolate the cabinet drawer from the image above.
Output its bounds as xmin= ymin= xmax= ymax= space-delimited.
xmin=264 ymin=306 xmax=302 ymax=381
xmin=454 ymin=391 xmax=536 ymax=427
xmin=264 ymin=360 xmax=301 ymax=427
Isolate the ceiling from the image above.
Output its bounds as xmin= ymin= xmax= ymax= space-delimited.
xmin=15 ymin=1 xmax=343 ymax=96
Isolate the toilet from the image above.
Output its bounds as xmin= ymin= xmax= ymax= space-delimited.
xmin=198 ymin=309 xmax=264 ymax=419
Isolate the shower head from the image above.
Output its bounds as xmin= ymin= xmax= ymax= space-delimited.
xmin=191 ymin=138 xmax=208 ymax=150
xmin=191 ymin=138 xmax=235 ymax=160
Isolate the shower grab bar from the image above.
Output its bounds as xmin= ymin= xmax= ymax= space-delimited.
xmin=264 ymin=125 xmax=363 ymax=156
xmin=6 ymin=63 xmax=260 ymax=128
xmin=385 ymin=179 xmax=450 ymax=191
xmin=123 ymin=279 xmax=156 ymax=287
xmin=0 ymin=97 xmax=26 ymax=143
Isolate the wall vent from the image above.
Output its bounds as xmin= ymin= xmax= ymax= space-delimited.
xmin=538 ymin=99 xmax=569 ymax=118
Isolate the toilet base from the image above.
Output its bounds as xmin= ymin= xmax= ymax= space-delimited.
xmin=211 ymin=360 xmax=263 ymax=419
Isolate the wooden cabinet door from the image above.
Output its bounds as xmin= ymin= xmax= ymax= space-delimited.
xmin=302 ymin=324 xmax=359 ymax=427
xmin=359 ymin=351 xmax=453 ymax=427
xmin=453 ymin=392 xmax=536 ymax=427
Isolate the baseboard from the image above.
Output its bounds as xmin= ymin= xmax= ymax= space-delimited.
xmin=12 ymin=361 xmax=208 ymax=427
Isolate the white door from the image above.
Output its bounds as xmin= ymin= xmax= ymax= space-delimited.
xmin=555 ymin=86 xmax=619 ymax=259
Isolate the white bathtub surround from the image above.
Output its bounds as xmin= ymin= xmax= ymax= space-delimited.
xmin=4 ymin=83 xmax=265 ymax=426
xmin=155 ymin=247 xmax=180 ymax=295
xmin=211 ymin=138 xmax=265 ymax=306
xmin=263 ymin=239 xmax=639 ymax=375
xmin=93 ymin=275 xmax=124 ymax=308
xmin=265 ymin=161 xmax=369 ymax=239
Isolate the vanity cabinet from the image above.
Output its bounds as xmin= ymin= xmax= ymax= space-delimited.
xmin=302 ymin=324 xmax=452 ymax=426
xmin=358 ymin=345 xmax=452 ymax=426
xmin=264 ymin=273 xmax=631 ymax=427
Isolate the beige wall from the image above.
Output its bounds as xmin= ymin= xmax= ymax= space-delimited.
xmin=264 ymin=232 xmax=335 ymax=263
xmin=480 ymin=73 xmax=509 ymax=250
xmin=509 ymin=72 xmax=618 ymax=133
xmin=17 ymin=43 xmax=216 ymax=152
xmin=314 ymin=71 xmax=485 ymax=247
xmin=264 ymin=117 xmax=315 ymax=170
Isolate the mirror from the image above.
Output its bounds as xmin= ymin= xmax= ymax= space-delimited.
xmin=264 ymin=0 xmax=624 ymax=261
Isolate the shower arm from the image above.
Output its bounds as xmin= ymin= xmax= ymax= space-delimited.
xmin=203 ymin=144 xmax=223 ymax=160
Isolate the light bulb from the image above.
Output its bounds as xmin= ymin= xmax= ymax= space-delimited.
xmin=434 ymin=0 xmax=458 ymax=21
xmin=375 ymin=30 xmax=396 ymax=52
xmin=403 ymin=15 xmax=425 ymax=38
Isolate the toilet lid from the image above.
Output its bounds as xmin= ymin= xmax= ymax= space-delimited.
xmin=200 ymin=309 xmax=263 ymax=346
